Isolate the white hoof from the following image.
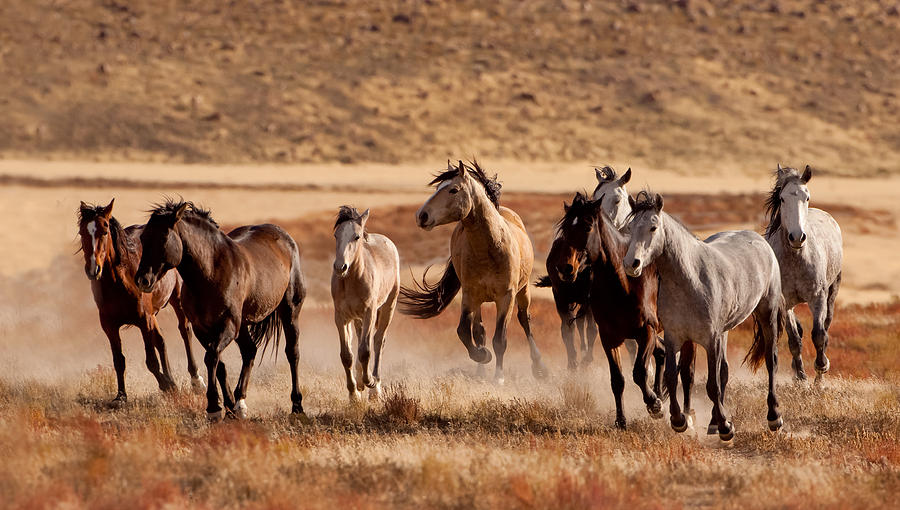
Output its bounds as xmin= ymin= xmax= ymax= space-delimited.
xmin=349 ymin=390 xmax=363 ymax=403
xmin=686 ymin=414 xmax=694 ymax=430
xmin=768 ymin=416 xmax=784 ymax=431
xmin=191 ymin=375 xmax=207 ymax=392
xmin=234 ymin=399 xmax=248 ymax=420
xmin=207 ymin=409 xmax=225 ymax=422
xmin=494 ymin=377 xmax=505 ymax=386
xmin=369 ymin=382 xmax=383 ymax=401
xmin=719 ymin=435 xmax=735 ymax=448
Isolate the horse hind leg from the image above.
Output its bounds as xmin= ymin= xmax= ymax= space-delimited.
xmin=582 ymin=311 xmax=597 ymax=367
xmin=824 ymin=272 xmax=841 ymax=331
xmin=280 ymin=297 xmax=305 ymax=415
xmin=810 ymin=293 xmax=831 ymax=384
xmin=170 ymin=292 xmax=205 ymax=392
xmin=631 ymin=326 xmax=663 ymax=419
xmin=679 ymin=341 xmax=696 ymax=427
xmin=472 ymin=307 xmax=489 ymax=379
xmin=139 ymin=317 xmax=177 ymax=393
xmin=665 ymin=341 xmax=688 ymax=433
xmin=785 ymin=308 xmax=807 ymax=381
xmin=515 ymin=287 xmax=548 ymax=379
xmin=559 ymin=309 xmax=579 ymax=371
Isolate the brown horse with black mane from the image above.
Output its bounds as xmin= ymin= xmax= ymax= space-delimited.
xmin=77 ymin=199 xmax=204 ymax=405
xmin=581 ymin=195 xmax=672 ymax=430
xmin=134 ymin=199 xmax=307 ymax=420
xmin=534 ymin=192 xmax=598 ymax=370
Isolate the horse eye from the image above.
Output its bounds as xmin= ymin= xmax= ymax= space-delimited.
xmin=805 ymin=196 xmax=810 ymax=202
xmin=354 ymin=235 xmax=361 ymax=241
xmin=449 ymin=188 xmax=458 ymax=194
xmin=780 ymin=197 xmax=785 ymax=203
xmin=650 ymin=226 xmax=658 ymax=232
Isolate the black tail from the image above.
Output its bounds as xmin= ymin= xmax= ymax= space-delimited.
xmin=249 ymin=309 xmax=283 ymax=361
xmin=534 ymin=275 xmax=552 ymax=288
xmin=399 ymin=261 xmax=461 ymax=319
xmin=744 ymin=297 xmax=785 ymax=371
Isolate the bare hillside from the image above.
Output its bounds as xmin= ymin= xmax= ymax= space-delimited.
xmin=2 ymin=0 xmax=899 ymax=174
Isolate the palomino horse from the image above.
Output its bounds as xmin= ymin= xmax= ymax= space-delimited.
xmin=625 ymin=191 xmax=784 ymax=442
xmin=765 ymin=165 xmax=842 ymax=384
xmin=592 ymin=166 xmax=633 ymax=230
xmin=331 ymin=206 xmax=400 ymax=401
xmin=77 ymin=199 xmax=204 ymax=404
xmin=535 ymin=193 xmax=598 ymax=369
xmin=399 ymin=161 xmax=547 ymax=382
xmin=134 ymin=200 xmax=307 ymax=420
xmin=581 ymin=195 xmax=667 ymax=429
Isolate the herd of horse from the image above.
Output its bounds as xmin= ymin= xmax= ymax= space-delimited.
xmin=76 ymin=161 xmax=842 ymax=442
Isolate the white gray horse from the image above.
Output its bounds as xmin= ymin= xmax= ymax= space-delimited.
xmin=592 ymin=166 xmax=632 ymax=230
xmin=765 ymin=165 xmax=842 ymax=384
xmin=624 ymin=191 xmax=784 ymax=443
xmin=331 ymin=206 xmax=400 ymax=401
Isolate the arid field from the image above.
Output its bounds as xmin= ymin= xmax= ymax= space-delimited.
xmin=2 ymin=0 xmax=900 ymax=508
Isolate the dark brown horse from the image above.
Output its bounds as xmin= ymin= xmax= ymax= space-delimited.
xmin=581 ymin=196 xmax=672 ymax=430
xmin=134 ymin=200 xmax=307 ymax=420
xmin=77 ymin=199 xmax=204 ymax=405
xmin=534 ymin=193 xmax=597 ymax=369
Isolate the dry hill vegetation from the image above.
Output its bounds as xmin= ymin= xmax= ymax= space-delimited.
xmin=2 ymin=0 xmax=899 ymax=173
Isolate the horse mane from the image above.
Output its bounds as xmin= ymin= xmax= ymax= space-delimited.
xmin=429 ymin=160 xmax=501 ymax=208
xmin=334 ymin=205 xmax=365 ymax=230
xmin=148 ymin=198 xmax=219 ymax=229
xmin=595 ymin=165 xmax=617 ymax=182
xmin=77 ymin=203 xmax=134 ymax=258
xmin=555 ymin=191 xmax=593 ymax=235
xmin=594 ymin=208 xmax=630 ymax=291
xmin=628 ymin=190 xmax=663 ymax=218
xmin=764 ymin=166 xmax=803 ymax=238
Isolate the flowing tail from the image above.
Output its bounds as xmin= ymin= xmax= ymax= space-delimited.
xmin=399 ymin=261 xmax=461 ymax=319
xmin=534 ymin=275 xmax=552 ymax=288
xmin=744 ymin=297 xmax=785 ymax=371
xmin=249 ymin=309 xmax=283 ymax=361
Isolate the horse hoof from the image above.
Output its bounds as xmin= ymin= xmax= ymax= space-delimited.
xmin=707 ymin=423 xmax=718 ymax=435
xmin=290 ymin=411 xmax=311 ymax=426
xmin=671 ymin=414 xmax=689 ymax=433
xmin=615 ymin=418 xmax=627 ymax=430
xmin=207 ymin=409 xmax=225 ymax=422
xmin=369 ymin=384 xmax=383 ymax=401
xmin=815 ymin=358 xmax=830 ymax=374
xmin=109 ymin=395 xmax=127 ymax=408
xmin=234 ymin=399 xmax=248 ymax=420
xmin=469 ymin=347 xmax=492 ymax=364
xmin=718 ymin=422 xmax=735 ymax=442
xmin=494 ymin=377 xmax=505 ymax=386
xmin=349 ymin=390 xmax=363 ymax=403
xmin=532 ymin=362 xmax=548 ymax=380
xmin=768 ymin=416 xmax=784 ymax=431
xmin=794 ymin=371 xmax=809 ymax=383
xmin=648 ymin=398 xmax=663 ymax=419
xmin=191 ymin=375 xmax=207 ymax=393
xmin=719 ymin=434 xmax=735 ymax=447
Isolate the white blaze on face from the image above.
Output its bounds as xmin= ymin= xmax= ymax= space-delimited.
xmin=781 ymin=181 xmax=810 ymax=246
xmin=436 ymin=180 xmax=453 ymax=192
xmin=87 ymin=220 xmax=103 ymax=265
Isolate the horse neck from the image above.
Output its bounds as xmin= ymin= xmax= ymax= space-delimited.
xmin=175 ymin=217 xmax=228 ymax=288
xmin=104 ymin=220 xmax=136 ymax=284
xmin=596 ymin=214 xmax=630 ymax=290
xmin=655 ymin=212 xmax=704 ymax=285
xmin=459 ymin=187 xmax=505 ymax=252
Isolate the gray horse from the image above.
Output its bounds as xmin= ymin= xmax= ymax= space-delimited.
xmin=765 ymin=165 xmax=843 ymax=384
xmin=331 ymin=206 xmax=400 ymax=401
xmin=592 ymin=166 xmax=633 ymax=230
xmin=624 ymin=191 xmax=784 ymax=443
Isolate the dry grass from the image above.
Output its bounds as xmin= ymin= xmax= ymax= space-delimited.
xmin=1 ymin=1 xmax=899 ymax=174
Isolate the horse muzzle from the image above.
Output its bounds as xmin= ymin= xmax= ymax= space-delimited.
xmin=624 ymin=258 xmax=643 ymax=277
xmin=333 ymin=262 xmax=349 ymax=278
xmin=85 ymin=264 xmax=102 ymax=280
xmin=416 ymin=210 xmax=435 ymax=230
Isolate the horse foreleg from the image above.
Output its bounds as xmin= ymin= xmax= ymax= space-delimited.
xmin=170 ymin=294 xmax=204 ymax=391
xmin=583 ymin=311 xmax=598 ymax=367
xmin=370 ymin=291 xmax=397 ymax=400
xmin=100 ymin=318 xmax=127 ymax=404
xmin=666 ymin=341 xmax=688 ymax=433
xmin=558 ymin=308 xmax=578 ymax=370
xmin=706 ymin=335 xmax=733 ymax=443
xmin=762 ymin=306 xmax=783 ymax=431
xmin=652 ymin=335 xmax=667 ymax=401
xmin=232 ymin=325 xmax=257 ymax=419
xmin=355 ymin=311 xmax=377 ymax=391
xmin=280 ymin=299 xmax=305 ymax=415
xmin=632 ymin=326 xmax=662 ymax=419
xmin=336 ymin=317 xmax=359 ymax=401
xmin=202 ymin=321 xmax=236 ymax=421
xmin=810 ymin=293 xmax=831 ymax=384
xmin=785 ymin=307 xmax=807 ymax=381
xmin=602 ymin=341 xmax=627 ymax=429
xmin=458 ymin=297 xmax=491 ymax=365
xmin=679 ymin=341 xmax=696 ymax=425
xmin=515 ymin=288 xmax=547 ymax=379
xmin=138 ymin=319 xmax=176 ymax=393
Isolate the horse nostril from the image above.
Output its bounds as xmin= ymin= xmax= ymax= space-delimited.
xmin=632 ymin=259 xmax=641 ymax=269
xmin=800 ymin=232 xmax=807 ymax=242
xmin=563 ymin=264 xmax=574 ymax=274
xmin=418 ymin=211 xmax=429 ymax=225
xmin=788 ymin=233 xmax=795 ymax=242
xmin=340 ymin=264 xmax=348 ymax=273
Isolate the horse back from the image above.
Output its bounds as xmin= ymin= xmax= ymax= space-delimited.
xmin=226 ymin=223 xmax=299 ymax=320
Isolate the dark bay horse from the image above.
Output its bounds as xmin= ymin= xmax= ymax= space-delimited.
xmin=77 ymin=199 xmax=204 ymax=404
xmin=581 ymin=196 xmax=668 ymax=430
xmin=134 ymin=200 xmax=307 ymax=420
xmin=534 ymin=193 xmax=598 ymax=369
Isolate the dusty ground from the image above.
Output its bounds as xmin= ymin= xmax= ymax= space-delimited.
xmin=0 ymin=160 xmax=898 ymax=509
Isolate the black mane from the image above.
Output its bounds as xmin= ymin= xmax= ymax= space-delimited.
xmin=765 ymin=166 xmax=803 ymax=238
xmin=148 ymin=198 xmax=219 ymax=228
xmin=334 ymin=205 xmax=364 ymax=230
xmin=556 ymin=191 xmax=597 ymax=234
xmin=630 ymin=190 xmax=662 ymax=216
xmin=428 ymin=160 xmax=502 ymax=208
xmin=595 ymin=165 xmax=617 ymax=182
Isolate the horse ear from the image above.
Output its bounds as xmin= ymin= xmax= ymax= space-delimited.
xmin=777 ymin=163 xmax=784 ymax=174
xmin=619 ymin=168 xmax=632 ymax=185
xmin=101 ymin=198 xmax=115 ymax=218
xmin=563 ymin=201 xmax=571 ymax=213
xmin=655 ymin=194 xmax=664 ymax=212
xmin=358 ymin=208 xmax=370 ymax=225
xmin=79 ymin=201 xmax=89 ymax=211
xmin=801 ymin=165 xmax=812 ymax=183
xmin=174 ymin=202 xmax=189 ymax=222
xmin=594 ymin=168 xmax=604 ymax=182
